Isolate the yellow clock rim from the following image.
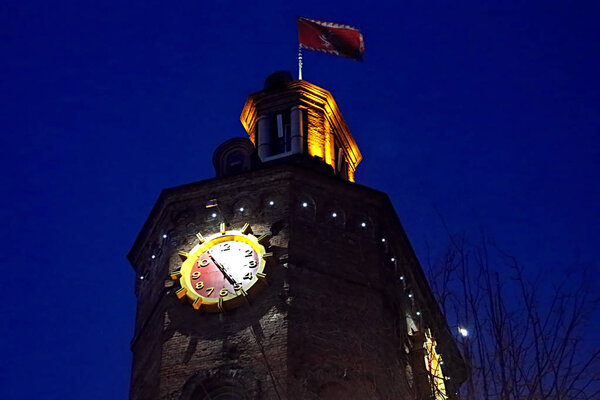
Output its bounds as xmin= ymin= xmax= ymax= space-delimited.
xmin=179 ymin=229 xmax=266 ymax=305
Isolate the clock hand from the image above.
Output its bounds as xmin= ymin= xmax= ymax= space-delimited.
xmin=207 ymin=251 xmax=237 ymax=286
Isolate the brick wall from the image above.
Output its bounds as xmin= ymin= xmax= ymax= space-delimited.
xmin=128 ymin=163 xmax=463 ymax=399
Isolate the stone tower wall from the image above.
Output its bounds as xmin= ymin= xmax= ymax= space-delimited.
xmin=128 ymin=163 xmax=465 ymax=399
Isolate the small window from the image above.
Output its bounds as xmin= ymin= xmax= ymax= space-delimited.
xmin=225 ymin=151 xmax=245 ymax=175
xmin=335 ymin=142 xmax=348 ymax=179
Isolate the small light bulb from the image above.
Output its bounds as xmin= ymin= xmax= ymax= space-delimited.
xmin=332 ymin=212 xmax=337 ymax=218
xmin=458 ymin=327 xmax=469 ymax=337
xmin=416 ymin=311 xmax=421 ymax=316
xmin=162 ymin=234 xmax=167 ymax=239
xmin=440 ymin=361 xmax=444 ymax=365
xmin=381 ymin=238 xmax=386 ymax=242
xmin=302 ymin=202 xmax=308 ymax=208
xmin=391 ymin=257 xmax=396 ymax=262
xmin=361 ymin=222 xmax=367 ymax=227
xmin=399 ymin=275 xmax=404 ymax=280
xmin=239 ymin=207 xmax=244 ymax=212
xmin=151 ymin=255 xmax=156 ymax=259
xmin=269 ymin=201 xmax=274 ymax=206
xmin=139 ymin=276 xmax=144 ymax=280
xmin=408 ymin=293 xmax=413 ymax=298
xmin=211 ymin=213 xmax=217 ymax=218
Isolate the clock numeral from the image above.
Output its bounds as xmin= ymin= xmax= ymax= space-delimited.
xmin=244 ymin=249 xmax=253 ymax=257
xmin=222 ymin=243 xmax=231 ymax=251
xmin=243 ymin=272 xmax=252 ymax=280
xmin=233 ymin=283 xmax=242 ymax=290
xmin=219 ymin=288 xmax=229 ymax=297
xmin=195 ymin=281 xmax=204 ymax=290
xmin=192 ymin=271 xmax=201 ymax=279
xmin=206 ymin=287 xmax=215 ymax=296
xmin=248 ymin=260 xmax=257 ymax=268
xmin=199 ymin=258 xmax=209 ymax=267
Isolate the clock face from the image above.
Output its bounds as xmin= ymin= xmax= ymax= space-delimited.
xmin=173 ymin=226 xmax=269 ymax=312
xmin=189 ymin=240 xmax=259 ymax=298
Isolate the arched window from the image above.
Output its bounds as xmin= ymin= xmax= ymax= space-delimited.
xmin=180 ymin=366 xmax=258 ymax=400
xmin=225 ymin=150 xmax=245 ymax=175
xmin=212 ymin=138 xmax=254 ymax=178
xmin=194 ymin=380 xmax=248 ymax=400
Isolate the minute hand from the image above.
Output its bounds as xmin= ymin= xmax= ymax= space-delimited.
xmin=207 ymin=251 xmax=237 ymax=285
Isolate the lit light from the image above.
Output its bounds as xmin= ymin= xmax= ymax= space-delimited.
xmin=381 ymin=238 xmax=386 ymax=242
xmin=440 ymin=361 xmax=444 ymax=365
xmin=458 ymin=327 xmax=469 ymax=337
xmin=416 ymin=311 xmax=421 ymax=316
xmin=211 ymin=213 xmax=217 ymax=218
xmin=361 ymin=222 xmax=367 ymax=228
xmin=446 ymin=377 xmax=451 ymax=381
xmin=162 ymin=234 xmax=167 ymax=239
xmin=239 ymin=207 xmax=244 ymax=212
xmin=332 ymin=212 xmax=337 ymax=218
xmin=151 ymin=255 xmax=156 ymax=259
xmin=139 ymin=276 xmax=144 ymax=280
xmin=399 ymin=275 xmax=404 ymax=280
xmin=205 ymin=199 xmax=218 ymax=208
xmin=391 ymin=257 xmax=396 ymax=262
xmin=269 ymin=201 xmax=274 ymax=206
xmin=408 ymin=293 xmax=413 ymax=298
xmin=302 ymin=202 xmax=308 ymax=208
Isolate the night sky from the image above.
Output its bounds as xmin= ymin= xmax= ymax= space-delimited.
xmin=1 ymin=1 xmax=599 ymax=399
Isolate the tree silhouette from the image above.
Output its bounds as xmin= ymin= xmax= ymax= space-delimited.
xmin=426 ymin=233 xmax=600 ymax=400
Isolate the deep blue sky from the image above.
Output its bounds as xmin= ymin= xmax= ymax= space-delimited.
xmin=1 ymin=1 xmax=598 ymax=399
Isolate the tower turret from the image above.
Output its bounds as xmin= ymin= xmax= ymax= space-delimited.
xmin=240 ymin=71 xmax=362 ymax=181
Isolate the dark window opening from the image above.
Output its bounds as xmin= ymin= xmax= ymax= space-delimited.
xmin=269 ymin=110 xmax=291 ymax=155
xmin=225 ymin=151 xmax=245 ymax=175
xmin=335 ymin=143 xmax=348 ymax=179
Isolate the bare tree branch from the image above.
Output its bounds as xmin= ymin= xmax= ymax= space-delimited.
xmin=427 ymin=235 xmax=600 ymax=399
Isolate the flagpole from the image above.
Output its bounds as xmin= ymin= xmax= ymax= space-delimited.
xmin=298 ymin=46 xmax=303 ymax=80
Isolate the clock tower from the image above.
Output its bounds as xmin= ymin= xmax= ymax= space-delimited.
xmin=127 ymin=72 xmax=467 ymax=399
